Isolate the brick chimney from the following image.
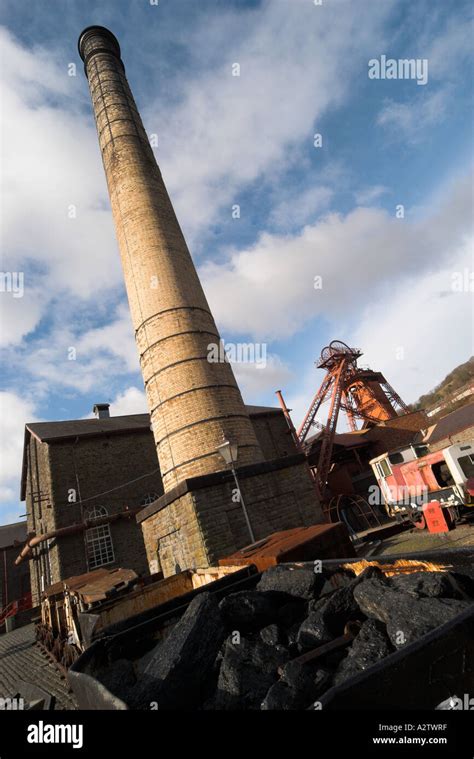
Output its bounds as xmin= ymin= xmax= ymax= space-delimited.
xmin=78 ymin=27 xmax=263 ymax=491
xmin=93 ymin=403 xmax=110 ymax=419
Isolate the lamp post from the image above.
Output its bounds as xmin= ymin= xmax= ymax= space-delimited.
xmin=217 ymin=440 xmax=255 ymax=544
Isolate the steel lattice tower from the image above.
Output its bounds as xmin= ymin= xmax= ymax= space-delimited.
xmin=296 ymin=341 xmax=409 ymax=494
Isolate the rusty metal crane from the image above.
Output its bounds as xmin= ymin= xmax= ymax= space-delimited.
xmin=277 ymin=341 xmax=409 ymax=498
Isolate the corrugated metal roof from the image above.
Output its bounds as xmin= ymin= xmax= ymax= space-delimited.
xmin=0 ymin=521 xmax=27 ymax=549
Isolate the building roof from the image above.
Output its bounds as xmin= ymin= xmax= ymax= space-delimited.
xmin=25 ymin=414 xmax=151 ymax=443
xmin=25 ymin=405 xmax=282 ymax=444
xmin=332 ymin=431 xmax=371 ymax=448
xmin=423 ymin=401 xmax=474 ymax=445
xmin=0 ymin=624 xmax=77 ymax=709
xmin=0 ymin=521 xmax=27 ymax=549
xmin=244 ymin=404 xmax=282 ymax=417
xmin=305 ymin=429 xmax=370 ymax=450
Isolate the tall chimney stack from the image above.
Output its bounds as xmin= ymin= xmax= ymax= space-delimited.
xmin=78 ymin=26 xmax=263 ymax=492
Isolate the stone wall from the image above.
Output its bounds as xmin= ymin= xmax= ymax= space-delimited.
xmin=140 ymin=492 xmax=207 ymax=578
xmin=25 ymin=436 xmax=56 ymax=605
xmin=24 ymin=429 xmax=163 ymax=603
xmin=139 ymin=455 xmax=322 ymax=576
xmin=250 ymin=412 xmax=298 ymax=460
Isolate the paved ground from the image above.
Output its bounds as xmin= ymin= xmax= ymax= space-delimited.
xmin=369 ymin=522 xmax=474 ymax=553
xmin=361 ymin=522 xmax=474 ymax=576
xmin=0 ymin=624 xmax=77 ymax=710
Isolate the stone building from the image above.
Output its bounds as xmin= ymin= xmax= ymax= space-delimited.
xmin=0 ymin=522 xmax=30 ymax=611
xmin=77 ymin=25 xmax=324 ymax=578
xmin=20 ymin=405 xmax=162 ymax=604
xmin=20 ymin=402 xmax=304 ymax=601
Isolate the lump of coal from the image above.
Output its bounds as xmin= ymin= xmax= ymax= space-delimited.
xmin=257 ymin=566 xmax=325 ymax=601
xmin=134 ymin=641 xmax=164 ymax=675
xmin=260 ymin=624 xmax=285 ymax=647
xmin=333 ymin=619 xmax=393 ymax=685
xmin=296 ymin=575 xmax=368 ymax=651
xmin=260 ymin=679 xmax=299 ymax=710
xmin=277 ymin=600 xmax=308 ymax=630
xmin=262 ymin=662 xmax=331 ymax=710
xmin=129 ymin=591 xmax=225 ymax=709
xmin=214 ymin=636 xmax=289 ymax=710
xmin=446 ymin=572 xmax=474 ymax=600
xmin=219 ymin=590 xmax=279 ymax=633
xmin=390 ymin=571 xmax=462 ymax=599
xmin=386 ymin=597 xmax=471 ymax=648
xmin=318 ymin=584 xmax=362 ymax=632
xmin=351 ymin=570 xmax=392 ymax=620
xmin=297 ymin=610 xmax=333 ymax=650
xmin=354 ymin=578 xmax=471 ymax=648
xmin=98 ymin=658 xmax=137 ymax=699
xmin=281 ymin=659 xmax=330 ymax=694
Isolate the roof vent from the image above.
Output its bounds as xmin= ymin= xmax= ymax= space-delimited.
xmin=93 ymin=403 xmax=110 ymax=419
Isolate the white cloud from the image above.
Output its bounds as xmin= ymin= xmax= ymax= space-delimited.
xmin=76 ymin=305 xmax=139 ymax=374
xmin=200 ymin=172 xmax=473 ymax=341
xmin=150 ymin=0 xmax=395 ymax=240
xmin=0 ymin=391 xmax=38 ymax=519
xmin=0 ymin=289 xmax=44 ymax=347
xmin=268 ymin=186 xmax=334 ymax=231
xmin=376 ymin=88 xmax=449 ymax=141
xmin=350 ymin=237 xmax=473 ymax=404
xmin=355 ymin=185 xmax=388 ymax=206
xmin=0 ymin=0 xmax=395 ymax=343
xmin=281 ymin=236 xmax=473 ymax=430
xmin=232 ymin=353 xmax=293 ymax=401
xmin=1 ymin=27 xmax=121 ymax=343
xmin=110 ymin=387 xmax=147 ymax=416
xmin=374 ymin=8 xmax=472 ymax=144
xmin=424 ymin=12 xmax=474 ymax=80
xmin=6 ymin=305 xmax=139 ymax=396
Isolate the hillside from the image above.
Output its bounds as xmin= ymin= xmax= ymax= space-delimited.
xmin=411 ymin=356 xmax=474 ymax=417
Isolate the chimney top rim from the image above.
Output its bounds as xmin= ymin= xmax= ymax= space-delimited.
xmin=78 ymin=25 xmax=121 ymax=62
xmin=93 ymin=402 xmax=111 ymax=419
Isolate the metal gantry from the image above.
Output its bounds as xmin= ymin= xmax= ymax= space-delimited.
xmin=279 ymin=341 xmax=409 ymax=498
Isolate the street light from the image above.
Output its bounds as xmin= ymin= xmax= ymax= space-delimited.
xmin=217 ymin=439 xmax=255 ymax=544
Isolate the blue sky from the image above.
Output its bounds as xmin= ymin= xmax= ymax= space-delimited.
xmin=0 ymin=0 xmax=473 ymax=524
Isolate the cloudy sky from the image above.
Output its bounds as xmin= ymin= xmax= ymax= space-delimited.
xmin=0 ymin=0 xmax=472 ymax=524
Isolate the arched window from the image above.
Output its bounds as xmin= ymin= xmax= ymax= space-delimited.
xmin=141 ymin=493 xmax=159 ymax=506
xmin=85 ymin=506 xmax=115 ymax=570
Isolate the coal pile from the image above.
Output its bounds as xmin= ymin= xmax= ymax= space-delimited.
xmin=95 ymin=565 xmax=474 ymax=710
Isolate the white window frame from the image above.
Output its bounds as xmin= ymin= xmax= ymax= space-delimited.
xmin=85 ymin=506 xmax=115 ymax=570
